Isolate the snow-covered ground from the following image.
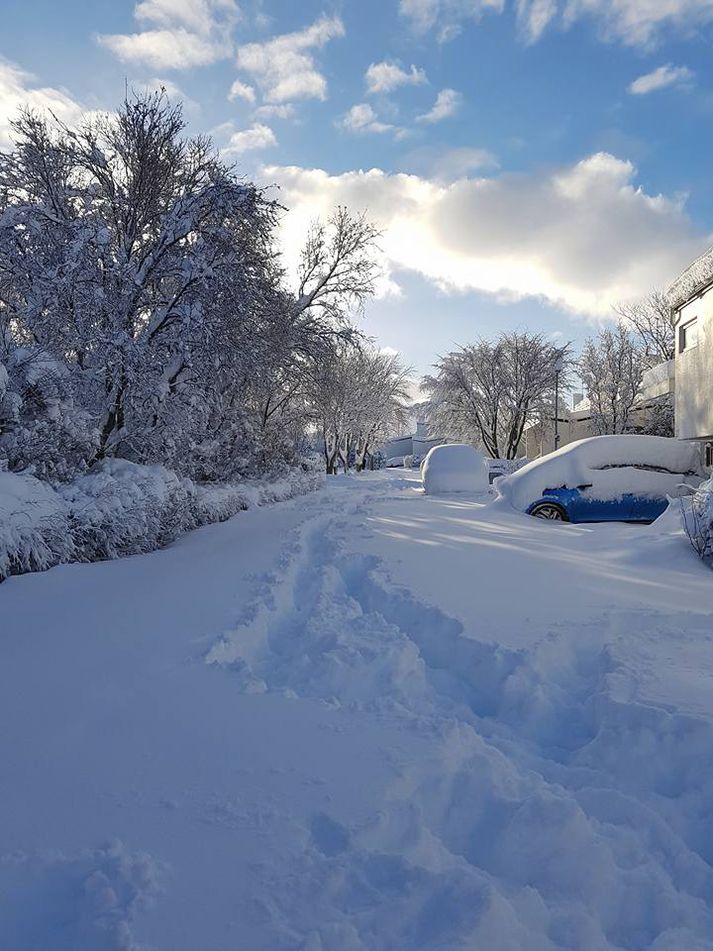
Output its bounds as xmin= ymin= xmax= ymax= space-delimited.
xmin=2 ymin=469 xmax=713 ymax=950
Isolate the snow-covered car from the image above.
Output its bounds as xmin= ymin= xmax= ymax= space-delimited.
xmin=421 ymin=444 xmax=489 ymax=495
xmin=385 ymin=456 xmax=406 ymax=468
xmin=496 ymin=435 xmax=703 ymax=523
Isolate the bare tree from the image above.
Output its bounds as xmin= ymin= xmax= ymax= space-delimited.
xmin=295 ymin=207 xmax=381 ymax=325
xmin=350 ymin=348 xmax=411 ymax=471
xmin=309 ymin=341 xmax=410 ymax=474
xmin=423 ymin=333 xmax=570 ymax=459
xmin=613 ymin=290 xmax=674 ymax=365
xmin=578 ymin=322 xmax=645 ymax=434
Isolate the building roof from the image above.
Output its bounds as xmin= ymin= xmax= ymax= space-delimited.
xmin=667 ymin=245 xmax=713 ymax=312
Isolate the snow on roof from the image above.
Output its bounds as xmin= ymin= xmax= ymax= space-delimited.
xmin=667 ymin=245 xmax=713 ymax=313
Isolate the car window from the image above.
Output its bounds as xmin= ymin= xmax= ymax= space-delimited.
xmin=593 ymin=463 xmax=688 ymax=476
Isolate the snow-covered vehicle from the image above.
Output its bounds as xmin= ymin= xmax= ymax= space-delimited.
xmin=421 ymin=444 xmax=489 ymax=495
xmin=385 ymin=456 xmax=406 ymax=468
xmin=496 ymin=435 xmax=703 ymax=523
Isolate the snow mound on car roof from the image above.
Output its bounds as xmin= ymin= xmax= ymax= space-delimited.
xmin=497 ymin=435 xmax=702 ymax=513
xmin=422 ymin=444 xmax=489 ymax=495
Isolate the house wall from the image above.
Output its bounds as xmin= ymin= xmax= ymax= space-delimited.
xmin=523 ymin=409 xmax=594 ymax=459
xmin=383 ymin=436 xmax=413 ymax=459
xmin=674 ymin=288 xmax=713 ymax=442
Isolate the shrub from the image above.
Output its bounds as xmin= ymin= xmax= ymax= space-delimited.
xmin=682 ymin=478 xmax=713 ymax=567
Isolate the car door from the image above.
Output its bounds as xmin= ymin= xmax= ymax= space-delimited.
xmin=565 ymin=481 xmax=635 ymax=521
xmin=575 ymin=465 xmax=633 ymax=522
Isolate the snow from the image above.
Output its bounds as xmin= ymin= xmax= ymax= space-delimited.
xmin=497 ymin=434 xmax=703 ymax=512
xmin=668 ymin=244 xmax=713 ymax=310
xmin=2 ymin=469 xmax=713 ymax=949
xmin=421 ymin=443 xmax=489 ymax=494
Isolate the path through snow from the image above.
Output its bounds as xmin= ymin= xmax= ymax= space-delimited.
xmin=2 ymin=470 xmax=713 ymax=949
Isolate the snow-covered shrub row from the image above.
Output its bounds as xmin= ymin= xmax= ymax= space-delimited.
xmin=0 ymin=462 xmax=323 ymax=582
xmin=682 ymin=478 xmax=713 ymax=566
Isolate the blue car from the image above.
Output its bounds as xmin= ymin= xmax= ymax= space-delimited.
xmin=525 ymin=485 xmax=669 ymax=523
xmin=497 ymin=435 xmax=703 ymax=524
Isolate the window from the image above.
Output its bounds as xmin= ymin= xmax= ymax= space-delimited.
xmin=679 ymin=317 xmax=699 ymax=353
xmin=706 ymin=443 xmax=713 ymax=469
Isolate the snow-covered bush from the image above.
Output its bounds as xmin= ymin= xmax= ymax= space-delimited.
xmin=0 ymin=348 xmax=97 ymax=481
xmin=0 ymin=471 xmax=74 ymax=579
xmin=682 ymin=478 xmax=713 ymax=566
xmin=60 ymin=460 xmax=199 ymax=561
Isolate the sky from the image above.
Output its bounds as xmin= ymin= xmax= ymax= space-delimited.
xmin=2 ymin=0 xmax=713 ymax=383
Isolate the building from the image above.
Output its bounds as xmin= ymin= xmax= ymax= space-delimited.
xmin=668 ymin=248 xmax=713 ymax=471
xmin=382 ymin=419 xmax=445 ymax=463
xmin=522 ymin=362 xmax=676 ymax=461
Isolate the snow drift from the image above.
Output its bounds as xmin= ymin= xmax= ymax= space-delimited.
xmin=422 ymin=444 xmax=489 ymax=495
xmin=497 ymin=435 xmax=702 ymax=512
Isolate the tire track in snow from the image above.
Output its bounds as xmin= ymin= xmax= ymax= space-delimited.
xmin=207 ymin=495 xmax=713 ymax=950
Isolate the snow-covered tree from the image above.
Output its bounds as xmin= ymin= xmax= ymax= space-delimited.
xmin=423 ymin=334 xmax=570 ymax=459
xmin=0 ymin=91 xmax=381 ymax=485
xmin=613 ymin=290 xmax=674 ymax=366
xmin=578 ymin=322 xmax=645 ymax=435
xmin=310 ymin=341 xmax=410 ymax=474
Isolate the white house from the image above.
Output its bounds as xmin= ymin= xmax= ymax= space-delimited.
xmin=522 ymin=363 xmax=676 ymax=461
xmin=668 ymin=248 xmax=713 ymax=471
xmin=382 ymin=419 xmax=445 ymax=463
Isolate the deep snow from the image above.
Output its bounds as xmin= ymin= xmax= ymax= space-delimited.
xmin=1 ymin=469 xmax=713 ymax=949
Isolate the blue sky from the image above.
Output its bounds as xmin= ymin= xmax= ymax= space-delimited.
xmin=2 ymin=0 xmax=713 ymax=380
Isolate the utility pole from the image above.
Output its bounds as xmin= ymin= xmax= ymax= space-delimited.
xmin=554 ymin=354 xmax=564 ymax=452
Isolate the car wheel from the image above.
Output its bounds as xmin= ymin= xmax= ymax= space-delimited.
xmin=530 ymin=502 xmax=568 ymax=521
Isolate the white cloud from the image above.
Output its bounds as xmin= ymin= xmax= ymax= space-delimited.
xmin=235 ymin=15 xmax=344 ymax=104
xmin=134 ymin=0 xmax=238 ymax=34
xmin=431 ymin=146 xmax=499 ymax=179
xmin=417 ymin=88 xmax=462 ymax=123
xmin=222 ymin=123 xmax=276 ymax=155
xmin=516 ymin=0 xmax=558 ymax=42
xmin=340 ymin=103 xmax=396 ymax=135
xmin=562 ymin=0 xmax=713 ymax=47
xmin=628 ymin=63 xmax=694 ymax=95
xmin=228 ymin=79 xmax=256 ymax=103
xmin=265 ymin=154 xmax=710 ymax=317
xmin=97 ymin=0 xmax=238 ymax=69
xmin=365 ymin=61 xmax=427 ymax=94
xmin=399 ymin=0 xmax=505 ymax=39
xmin=0 ymin=58 xmax=84 ymax=149
xmin=254 ymin=103 xmax=295 ymax=119
xmin=403 ymin=0 xmax=713 ymax=47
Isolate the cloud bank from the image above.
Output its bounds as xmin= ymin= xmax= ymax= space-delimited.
xmin=266 ymin=154 xmax=710 ymax=317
